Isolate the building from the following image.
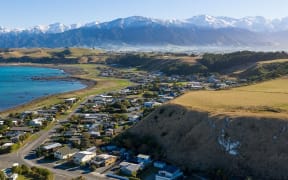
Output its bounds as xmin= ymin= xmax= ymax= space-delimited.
xmin=119 ymin=162 xmax=141 ymax=176
xmin=155 ymin=165 xmax=183 ymax=180
xmin=29 ymin=117 xmax=46 ymax=127
xmin=154 ymin=161 xmax=166 ymax=169
xmin=42 ymin=143 xmax=62 ymax=153
xmin=54 ymin=146 xmax=79 ymax=160
xmin=105 ymin=128 xmax=114 ymax=136
xmin=94 ymin=95 xmax=113 ymax=103
xmin=144 ymin=102 xmax=162 ymax=108
xmin=137 ymin=154 xmax=152 ymax=167
xmin=90 ymin=154 xmax=117 ymax=167
xmin=64 ymin=97 xmax=77 ymax=104
xmin=10 ymin=127 xmax=33 ymax=133
xmin=73 ymin=151 xmax=96 ymax=165
xmin=128 ymin=114 xmax=140 ymax=122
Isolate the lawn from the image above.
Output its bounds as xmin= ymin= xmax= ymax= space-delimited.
xmin=172 ymin=77 xmax=288 ymax=118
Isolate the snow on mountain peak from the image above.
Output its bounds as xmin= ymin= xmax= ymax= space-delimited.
xmin=2 ymin=15 xmax=288 ymax=34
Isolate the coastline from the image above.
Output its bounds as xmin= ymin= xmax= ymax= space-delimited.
xmin=0 ymin=63 xmax=97 ymax=115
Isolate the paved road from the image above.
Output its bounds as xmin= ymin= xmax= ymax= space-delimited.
xmin=0 ymin=95 xmax=112 ymax=179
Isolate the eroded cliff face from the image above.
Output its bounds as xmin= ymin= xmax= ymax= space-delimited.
xmin=128 ymin=104 xmax=288 ymax=179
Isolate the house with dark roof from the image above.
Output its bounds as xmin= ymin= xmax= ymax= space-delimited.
xmin=155 ymin=165 xmax=183 ymax=180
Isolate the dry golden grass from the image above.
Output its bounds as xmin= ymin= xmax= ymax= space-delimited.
xmin=0 ymin=48 xmax=103 ymax=59
xmin=172 ymin=78 xmax=288 ymax=118
xmin=258 ymin=59 xmax=288 ymax=64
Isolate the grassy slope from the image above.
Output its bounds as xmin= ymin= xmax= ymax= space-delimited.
xmin=172 ymin=77 xmax=288 ymax=118
xmin=0 ymin=48 xmax=102 ymax=59
xmin=126 ymin=78 xmax=288 ymax=178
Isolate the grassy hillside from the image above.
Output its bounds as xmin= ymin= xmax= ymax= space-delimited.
xmin=172 ymin=78 xmax=288 ymax=118
xmin=127 ymin=105 xmax=288 ymax=179
xmin=0 ymin=48 xmax=107 ymax=64
xmin=237 ymin=59 xmax=288 ymax=81
xmin=124 ymin=78 xmax=288 ymax=179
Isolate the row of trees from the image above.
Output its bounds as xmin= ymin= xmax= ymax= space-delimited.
xmin=200 ymin=51 xmax=288 ymax=72
xmin=12 ymin=164 xmax=53 ymax=180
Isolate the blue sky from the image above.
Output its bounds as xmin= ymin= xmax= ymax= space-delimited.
xmin=1 ymin=0 xmax=288 ymax=28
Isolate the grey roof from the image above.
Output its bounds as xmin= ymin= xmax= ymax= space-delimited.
xmin=56 ymin=146 xmax=79 ymax=155
xmin=10 ymin=127 xmax=33 ymax=132
xmin=43 ymin=143 xmax=62 ymax=150
xmin=163 ymin=165 xmax=180 ymax=174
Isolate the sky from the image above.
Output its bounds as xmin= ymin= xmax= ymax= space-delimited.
xmin=1 ymin=0 xmax=288 ymax=28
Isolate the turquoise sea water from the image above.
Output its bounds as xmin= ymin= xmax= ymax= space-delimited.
xmin=0 ymin=66 xmax=86 ymax=111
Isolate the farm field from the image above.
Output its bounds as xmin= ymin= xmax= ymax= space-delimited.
xmin=172 ymin=77 xmax=288 ymax=118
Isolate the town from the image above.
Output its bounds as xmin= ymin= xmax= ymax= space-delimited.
xmin=0 ymin=64 xmax=244 ymax=180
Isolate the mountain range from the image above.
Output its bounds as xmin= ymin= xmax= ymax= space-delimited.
xmin=1 ymin=15 xmax=288 ymax=48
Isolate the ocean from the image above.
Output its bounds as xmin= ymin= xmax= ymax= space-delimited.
xmin=0 ymin=66 xmax=86 ymax=111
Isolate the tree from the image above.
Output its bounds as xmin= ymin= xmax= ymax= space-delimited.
xmin=0 ymin=171 xmax=6 ymax=180
xmin=72 ymin=176 xmax=86 ymax=180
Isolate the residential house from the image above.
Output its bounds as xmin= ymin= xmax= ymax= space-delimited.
xmin=89 ymin=131 xmax=101 ymax=138
xmin=154 ymin=161 xmax=166 ymax=169
xmin=128 ymin=114 xmax=140 ymax=122
xmin=90 ymin=154 xmax=117 ymax=167
xmin=94 ymin=95 xmax=113 ymax=103
xmin=69 ymin=136 xmax=81 ymax=146
xmin=54 ymin=146 xmax=79 ymax=160
xmin=73 ymin=151 xmax=96 ymax=165
xmin=64 ymin=97 xmax=77 ymax=104
xmin=119 ymin=162 xmax=141 ymax=176
xmin=144 ymin=102 xmax=162 ymax=108
xmin=155 ymin=165 xmax=183 ymax=180
xmin=29 ymin=117 xmax=46 ymax=127
xmin=1 ymin=143 xmax=14 ymax=148
xmin=21 ymin=110 xmax=38 ymax=119
xmin=137 ymin=154 xmax=152 ymax=167
xmin=10 ymin=127 xmax=33 ymax=133
xmin=187 ymin=81 xmax=203 ymax=90
xmin=105 ymin=128 xmax=114 ymax=137
xmin=42 ymin=143 xmax=62 ymax=153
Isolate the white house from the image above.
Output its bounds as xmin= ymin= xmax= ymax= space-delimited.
xmin=29 ymin=117 xmax=46 ymax=127
xmin=105 ymin=128 xmax=114 ymax=136
xmin=119 ymin=162 xmax=141 ymax=176
xmin=155 ymin=165 xmax=183 ymax=180
xmin=144 ymin=102 xmax=162 ymax=108
xmin=73 ymin=151 xmax=96 ymax=165
xmin=137 ymin=154 xmax=152 ymax=167
xmin=187 ymin=81 xmax=203 ymax=90
xmin=64 ymin=97 xmax=77 ymax=104
xmin=128 ymin=114 xmax=140 ymax=122
xmin=54 ymin=146 xmax=79 ymax=160
xmin=94 ymin=95 xmax=113 ymax=103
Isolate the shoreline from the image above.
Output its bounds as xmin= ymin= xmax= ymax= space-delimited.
xmin=0 ymin=63 xmax=97 ymax=115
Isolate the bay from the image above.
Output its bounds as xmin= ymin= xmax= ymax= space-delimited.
xmin=0 ymin=66 xmax=86 ymax=111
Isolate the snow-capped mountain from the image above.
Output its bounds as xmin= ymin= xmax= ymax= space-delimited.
xmin=0 ymin=22 xmax=85 ymax=34
xmin=186 ymin=15 xmax=288 ymax=32
xmin=1 ymin=15 xmax=288 ymax=48
xmin=2 ymin=15 xmax=288 ymax=34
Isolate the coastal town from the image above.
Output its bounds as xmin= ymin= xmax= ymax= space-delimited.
xmin=0 ymin=64 xmax=243 ymax=180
